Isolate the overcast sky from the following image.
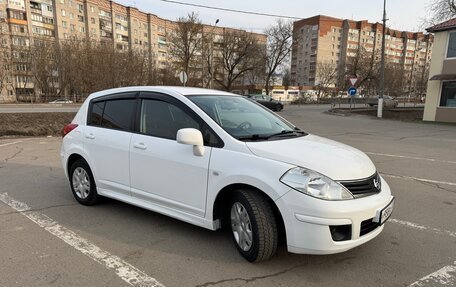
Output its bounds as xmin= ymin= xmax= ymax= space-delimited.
xmin=116 ymin=0 xmax=432 ymax=33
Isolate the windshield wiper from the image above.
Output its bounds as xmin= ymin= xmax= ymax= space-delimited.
xmin=267 ymin=130 xmax=306 ymax=139
xmin=236 ymin=134 xmax=270 ymax=141
xmin=237 ymin=130 xmax=305 ymax=141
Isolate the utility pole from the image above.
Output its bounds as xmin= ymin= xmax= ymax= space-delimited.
xmin=378 ymin=0 xmax=387 ymax=118
xmin=209 ymin=19 xmax=219 ymax=89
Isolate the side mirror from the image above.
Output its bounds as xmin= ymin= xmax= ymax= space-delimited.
xmin=176 ymin=128 xmax=205 ymax=156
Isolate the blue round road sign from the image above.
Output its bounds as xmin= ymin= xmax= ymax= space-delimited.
xmin=348 ymin=86 xmax=357 ymax=97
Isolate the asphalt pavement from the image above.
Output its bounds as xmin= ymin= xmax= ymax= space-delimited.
xmin=0 ymin=105 xmax=455 ymax=287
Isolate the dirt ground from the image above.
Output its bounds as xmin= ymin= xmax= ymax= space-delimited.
xmin=0 ymin=113 xmax=76 ymax=137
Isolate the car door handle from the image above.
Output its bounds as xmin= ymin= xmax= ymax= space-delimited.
xmin=85 ymin=133 xmax=95 ymax=140
xmin=133 ymin=142 xmax=147 ymax=150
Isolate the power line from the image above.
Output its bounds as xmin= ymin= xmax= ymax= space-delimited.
xmin=159 ymin=0 xmax=303 ymax=20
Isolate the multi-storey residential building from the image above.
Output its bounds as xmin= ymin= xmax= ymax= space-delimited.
xmin=290 ymin=15 xmax=433 ymax=95
xmin=0 ymin=0 xmax=266 ymax=102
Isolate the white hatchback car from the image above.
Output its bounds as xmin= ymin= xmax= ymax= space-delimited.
xmin=61 ymin=87 xmax=394 ymax=262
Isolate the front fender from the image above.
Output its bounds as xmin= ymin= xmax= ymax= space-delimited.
xmin=205 ymin=147 xmax=293 ymax=221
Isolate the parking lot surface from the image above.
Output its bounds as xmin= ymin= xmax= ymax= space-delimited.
xmin=0 ymin=105 xmax=455 ymax=287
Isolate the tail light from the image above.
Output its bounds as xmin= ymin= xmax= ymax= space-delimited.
xmin=62 ymin=124 xmax=78 ymax=138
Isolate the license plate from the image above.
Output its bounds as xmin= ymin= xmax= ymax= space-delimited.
xmin=374 ymin=198 xmax=395 ymax=225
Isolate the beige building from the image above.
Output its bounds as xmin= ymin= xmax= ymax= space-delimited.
xmin=0 ymin=0 xmax=266 ymax=102
xmin=291 ymin=15 xmax=433 ymax=94
xmin=423 ymin=19 xmax=456 ymax=123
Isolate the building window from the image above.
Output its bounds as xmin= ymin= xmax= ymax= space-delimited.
xmin=447 ymin=32 xmax=456 ymax=58
xmin=440 ymin=81 xmax=456 ymax=107
xmin=91 ymin=17 xmax=95 ymax=24
xmin=61 ymin=9 xmax=65 ymax=17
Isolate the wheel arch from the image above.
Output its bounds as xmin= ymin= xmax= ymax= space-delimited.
xmin=212 ymin=183 xmax=286 ymax=244
xmin=67 ymin=153 xmax=89 ymax=177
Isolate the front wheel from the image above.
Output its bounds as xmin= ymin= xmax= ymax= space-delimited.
xmin=69 ymin=159 xmax=99 ymax=206
xmin=229 ymin=190 xmax=278 ymax=262
xmin=275 ymin=104 xmax=283 ymax=112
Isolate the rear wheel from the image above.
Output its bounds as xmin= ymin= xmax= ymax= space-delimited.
xmin=69 ymin=159 xmax=99 ymax=205
xmin=275 ymin=104 xmax=283 ymax=112
xmin=229 ymin=190 xmax=278 ymax=262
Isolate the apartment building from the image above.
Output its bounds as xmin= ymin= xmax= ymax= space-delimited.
xmin=0 ymin=0 xmax=266 ymax=102
xmin=290 ymin=15 xmax=433 ymax=94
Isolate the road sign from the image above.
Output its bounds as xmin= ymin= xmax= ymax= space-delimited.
xmin=179 ymin=71 xmax=188 ymax=86
xmin=349 ymin=77 xmax=358 ymax=86
xmin=348 ymin=86 xmax=357 ymax=97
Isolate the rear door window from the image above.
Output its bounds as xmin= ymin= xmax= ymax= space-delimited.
xmin=101 ymin=99 xmax=136 ymax=131
xmin=88 ymin=96 xmax=137 ymax=132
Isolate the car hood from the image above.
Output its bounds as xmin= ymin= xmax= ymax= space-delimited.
xmin=245 ymin=134 xmax=376 ymax=181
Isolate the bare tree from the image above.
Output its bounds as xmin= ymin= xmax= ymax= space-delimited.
xmin=427 ymin=0 xmax=456 ymax=25
xmin=341 ymin=47 xmax=382 ymax=98
xmin=264 ymin=20 xmax=293 ymax=95
xmin=282 ymin=68 xmax=291 ymax=86
xmin=315 ymin=61 xmax=338 ymax=101
xmin=168 ymin=12 xmax=203 ymax=86
xmin=205 ymin=29 xmax=262 ymax=91
xmin=384 ymin=63 xmax=405 ymax=97
xmin=30 ymin=38 xmax=59 ymax=101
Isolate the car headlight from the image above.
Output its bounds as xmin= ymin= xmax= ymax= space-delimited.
xmin=280 ymin=167 xmax=354 ymax=200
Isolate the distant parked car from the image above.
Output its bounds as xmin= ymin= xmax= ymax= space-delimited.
xmin=367 ymin=96 xmax=398 ymax=108
xmin=49 ymin=99 xmax=73 ymax=104
xmin=245 ymin=94 xmax=283 ymax=111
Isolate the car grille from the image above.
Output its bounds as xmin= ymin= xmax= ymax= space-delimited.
xmin=339 ymin=172 xmax=381 ymax=198
xmin=360 ymin=218 xmax=380 ymax=236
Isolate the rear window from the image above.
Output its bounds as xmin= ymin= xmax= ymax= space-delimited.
xmin=88 ymin=98 xmax=136 ymax=132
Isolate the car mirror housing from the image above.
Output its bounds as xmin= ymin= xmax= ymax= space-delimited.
xmin=177 ymin=128 xmax=205 ymax=156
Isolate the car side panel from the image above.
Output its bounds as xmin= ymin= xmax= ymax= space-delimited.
xmin=129 ymin=134 xmax=211 ymax=217
xmin=83 ymin=126 xmax=132 ymax=197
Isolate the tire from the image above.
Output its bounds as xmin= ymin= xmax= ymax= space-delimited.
xmin=69 ymin=159 xmax=99 ymax=206
xmin=275 ymin=104 xmax=283 ymax=112
xmin=229 ymin=189 xmax=278 ymax=262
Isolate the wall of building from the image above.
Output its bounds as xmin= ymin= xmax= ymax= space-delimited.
xmin=423 ymin=31 xmax=446 ymax=121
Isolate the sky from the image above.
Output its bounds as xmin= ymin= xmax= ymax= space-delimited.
xmin=115 ymin=0 xmax=433 ymax=33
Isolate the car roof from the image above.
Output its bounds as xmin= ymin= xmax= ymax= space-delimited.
xmin=87 ymin=86 xmax=237 ymax=101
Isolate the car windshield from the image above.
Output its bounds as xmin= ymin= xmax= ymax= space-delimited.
xmin=188 ymin=95 xmax=306 ymax=141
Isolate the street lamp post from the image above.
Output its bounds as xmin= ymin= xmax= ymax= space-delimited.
xmin=378 ymin=0 xmax=387 ymax=118
xmin=209 ymin=19 xmax=219 ymax=89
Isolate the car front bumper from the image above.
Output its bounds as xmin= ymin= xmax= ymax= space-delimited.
xmin=275 ymin=176 xmax=393 ymax=255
